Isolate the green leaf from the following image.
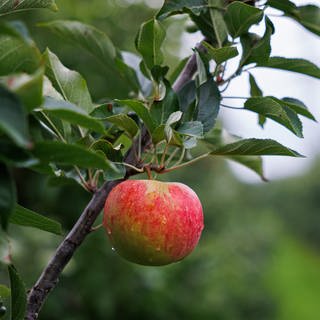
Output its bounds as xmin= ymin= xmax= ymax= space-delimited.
xmin=1 ymin=68 xmax=44 ymax=112
xmin=257 ymin=57 xmax=320 ymax=79
xmin=224 ymin=2 xmax=264 ymax=38
xmin=0 ymin=0 xmax=57 ymax=15
xmin=10 ymin=204 xmax=62 ymax=235
xmin=91 ymin=140 xmax=123 ymax=162
xmin=244 ymin=97 xmax=303 ymax=137
xmin=202 ymin=42 xmax=239 ymax=64
xmin=240 ymin=17 xmax=274 ymax=66
xmin=0 ymin=284 xmax=11 ymax=299
xmin=210 ymin=138 xmax=303 ymax=157
xmin=267 ymin=1 xmax=320 ymax=36
xmin=176 ymin=121 xmax=203 ymax=138
xmin=196 ymin=78 xmax=221 ymax=133
xmin=0 ymin=22 xmax=41 ymax=75
xmin=8 ymin=265 xmax=27 ymax=320
xmin=33 ymin=141 xmax=117 ymax=170
xmin=156 ymin=0 xmax=207 ymax=20
xmin=116 ymin=99 xmax=156 ymax=133
xmin=40 ymin=20 xmax=116 ymax=64
xmin=44 ymin=48 xmax=94 ymax=113
xmin=135 ymin=18 xmax=166 ymax=71
xmin=294 ymin=5 xmax=320 ymax=36
xmin=105 ymin=114 xmax=139 ymax=138
xmin=150 ymin=80 xmax=179 ymax=125
xmin=280 ymin=97 xmax=316 ymax=121
xmin=0 ymin=164 xmax=16 ymax=230
xmin=209 ymin=0 xmax=228 ymax=47
xmin=248 ymin=74 xmax=265 ymax=127
xmin=228 ymin=155 xmax=267 ymax=181
xmin=0 ymin=85 xmax=30 ymax=148
xmin=42 ymin=97 xmax=105 ymax=134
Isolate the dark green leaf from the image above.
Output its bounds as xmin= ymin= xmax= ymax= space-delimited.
xmin=0 ymin=85 xmax=30 ymax=148
xmin=42 ymin=97 xmax=105 ymax=133
xmin=105 ymin=114 xmax=139 ymax=138
xmin=116 ymin=99 xmax=156 ymax=133
xmin=224 ymin=2 xmax=264 ymax=38
xmin=280 ymin=97 xmax=316 ymax=121
xmin=257 ymin=57 xmax=320 ymax=79
xmin=10 ymin=204 xmax=62 ymax=235
xmin=176 ymin=121 xmax=203 ymax=138
xmin=44 ymin=49 xmax=94 ymax=113
xmin=157 ymin=0 xmax=207 ymax=20
xmin=91 ymin=140 xmax=123 ymax=162
xmin=151 ymin=125 xmax=166 ymax=145
xmin=8 ymin=265 xmax=26 ymax=320
xmin=0 ymin=23 xmax=41 ymax=76
xmin=33 ymin=141 xmax=117 ymax=170
xmin=210 ymin=138 xmax=303 ymax=157
xmin=196 ymin=78 xmax=221 ymax=132
xmin=0 ymin=164 xmax=16 ymax=230
xmin=248 ymin=74 xmax=266 ymax=127
xmin=202 ymin=42 xmax=239 ymax=64
xmin=0 ymin=0 xmax=57 ymax=15
xmin=266 ymin=0 xmax=297 ymax=14
xmin=294 ymin=5 xmax=320 ymax=36
xmin=150 ymin=80 xmax=179 ymax=125
xmin=40 ymin=20 xmax=116 ymax=64
xmin=209 ymin=0 xmax=228 ymax=47
xmin=177 ymin=80 xmax=196 ymax=114
xmin=245 ymin=97 xmax=303 ymax=137
xmin=227 ymin=155 xmax=267 ymax=181
xmin=135 ymin=18 xmax=166 ymax=71
xmin=240 ymin=17 xmax=274 ymax=66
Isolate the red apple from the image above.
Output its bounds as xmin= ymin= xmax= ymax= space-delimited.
xmin=103 ymin=179 xmax=204 ymax=266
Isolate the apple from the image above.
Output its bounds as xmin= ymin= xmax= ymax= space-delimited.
xmin=103 ymin=179 xmax=204 ymax=266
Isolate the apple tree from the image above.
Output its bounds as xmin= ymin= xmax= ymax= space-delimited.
xmin=0 ymin=0 xmax=319 ymax=319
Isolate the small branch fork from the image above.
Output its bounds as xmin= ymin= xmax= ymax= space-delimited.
xmin=25 ymin=48 xmax=200 ymax=319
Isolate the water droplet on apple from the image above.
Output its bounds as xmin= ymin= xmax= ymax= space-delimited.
xmin=111 ymin=247 xmax=116 ymax=252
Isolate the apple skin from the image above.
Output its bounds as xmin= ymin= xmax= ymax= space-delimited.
xmin=103 ymin=179 xmax=204 ymax=266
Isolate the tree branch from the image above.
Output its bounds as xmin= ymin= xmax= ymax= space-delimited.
xmin=25 ymin=50 xmax=199 ymax=319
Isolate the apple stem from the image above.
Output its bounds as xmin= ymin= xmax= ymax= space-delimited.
xmin=165 ymin=147 xmax=179 ymax=167
xmin=120 ymin=162 xmax=144 ymax=173
xmin=160 ymin=143 xmax=169 ymax=167
xmin=145 ymin=165 xmax=153 ymax=180
xmin=173 ymin=147 xmax=186 ymax=167
xmin=90 ymin=224 xmax=103 ymax=232
xmin=163 ymin=152 xmax=210 ymax=173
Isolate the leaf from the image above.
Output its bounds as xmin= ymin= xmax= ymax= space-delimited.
xmin=10 ymin=204 xmax=62 ymax=235
xmin=209 ymin=0 xmax=228 ymax=47
xmin=0 ymin=22 xmax=41 ymax=75
xmin=42 ymin=97 xmax=105 ymax=133
xmin=240 ymin=17 xmax=274 ymax=66
xmin=0 ymin=0 xmax=57 ymax=15
xmin=224 ymin=2 xmax=264 ymax=38
xmin=202 ymin=42 xmax=239 ymax=64
xmin=210 ymin=138 xmax=303 ymax=157
xmin=33 ymin=141 xmax=117 ymax=170
xmin=0 ymin=164 xmax=16 ymax=230
xmin=248 ymin=74 xmax=265 ymax=127
xmin=44 ymin=48 xmax=94 ymax=113
xmin=135 ymin=18 xmax=166 ymax=70
xmin=257 ymin=57 xmax=320 ymax=79
xmin=105 ymin=114 xmax=139 ymax=138
xmin=176 ymin=121 xmax=203 ymax=138
xmin=228 ymin=155 xmax=267 ymax=181
xmin=150 ymin=80 xmax=179 ymax=125
xmin=156 ymin=0 xmax=207 ymax=20
xmin=39 ymin=20 xmax=116 ymax=64
xmin=0 ymin=284 xmax=11 ymax=298
xmin=1 ymin=68 xmax=44 ymax=112
xmin=280 ymin=97 xmax=316 ymax=121
xmin=294 ymin=5 xmax=320 ymax=36
xmin=244 ymin=97 xmax=303 ymax=137
xmin=8 ymin=265 xmax=27 ymax=320
xmin=0 ymin=85 xmax=30 ymax=148
xmin=116 ymin=99 xmax=156 ymax=133
xmin=91 ymin=140 xmax=123 ymax=162
xmin=266 ymin=0 xmax=297 ymax=14
xmin=165 ymin=111 xmax=182 ymax=142
xmin=196 ymin=78 xmax=221 ymax=133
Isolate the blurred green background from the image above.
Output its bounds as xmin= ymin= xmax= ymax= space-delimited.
xmin=1 ymin=1 xmax=320 ymax=319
